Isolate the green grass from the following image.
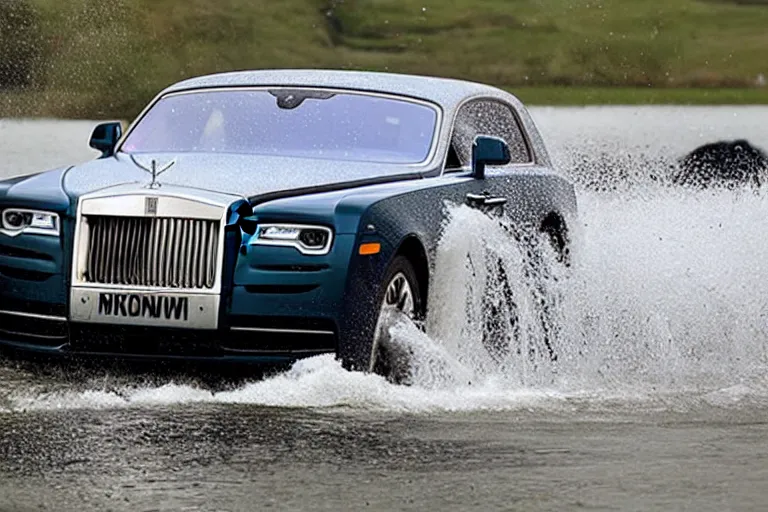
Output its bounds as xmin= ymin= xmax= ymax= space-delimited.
xmin=2 ymin=0 xmax=768 ymax=118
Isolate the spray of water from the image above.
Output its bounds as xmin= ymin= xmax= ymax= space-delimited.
xmin=409 ymin=189 xmax=768 ymax=397
xmin=4 ymin=184 xmax=768 ymax=413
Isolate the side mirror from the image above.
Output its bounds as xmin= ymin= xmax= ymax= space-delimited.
xmin=89 ymin=122 xmax=123 ymax=158
xmin=472 ymin=135 xmax=511 ymax=179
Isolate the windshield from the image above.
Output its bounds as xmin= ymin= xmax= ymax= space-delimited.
xmin=120 ymin=89 xmax=439 ymax=164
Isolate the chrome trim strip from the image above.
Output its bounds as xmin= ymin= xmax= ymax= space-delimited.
xmin=70 ymin=282 xmax=221 ymax=295
xmin=0 ymin=328 xmax=67 ymax=341
xmin=116 ymin=86 xmax=444 ymax=169
xmin=229 ymin=327 xmax=335 ymax=336
xmin=0 ymin=309 xmax=67 ymax=322
xmin=222 ymin=348 xmax=335 ymax=354
xmin=79 ymin=192 xmax=229 ymax=218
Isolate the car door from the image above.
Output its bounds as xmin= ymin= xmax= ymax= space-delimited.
xmin=441 ymin=98 xmax=571 ymax=361
xmin=444 ymin=97 xmax=538 ymax=219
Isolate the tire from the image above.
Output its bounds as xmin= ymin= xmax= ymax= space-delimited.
xmin=369 ymin=256 xmax=423 ymax=384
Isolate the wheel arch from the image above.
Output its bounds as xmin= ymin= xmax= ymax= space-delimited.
xmin=392 ymin=235 xmax=430 ymax=316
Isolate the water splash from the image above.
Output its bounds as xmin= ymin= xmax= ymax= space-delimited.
xmin=414 ymin=189 xmax=768 ymax=397
xmin=6 ymin=106 xmax=768 ymax=412
xmin=4 ymin=184 xmax=768 ymax=414
xmin=2 ymin=353 xmax=570 ymax=414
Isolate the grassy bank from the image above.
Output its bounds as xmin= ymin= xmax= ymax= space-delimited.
xmin=510 ymin=86 xmax=768 ymax=106
xmin=1 ymin=0 xmax=768 ymax=118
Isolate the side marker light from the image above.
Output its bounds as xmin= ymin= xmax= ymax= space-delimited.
xmin=359 ymin=242 xmax=381 ymax=256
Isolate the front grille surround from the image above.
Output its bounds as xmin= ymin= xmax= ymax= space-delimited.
xmin=72 ymin=192 xmax=229 ymax=294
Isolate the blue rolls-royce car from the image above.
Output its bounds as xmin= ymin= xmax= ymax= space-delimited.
xmin=0 ymin=70 xmax=576 ymax=379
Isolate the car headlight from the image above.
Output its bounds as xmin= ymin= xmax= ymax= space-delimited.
xmin=250 ymin=224 xmax=333 ymax=255
xmin=1 ymin=209 xmax=60 ymax=237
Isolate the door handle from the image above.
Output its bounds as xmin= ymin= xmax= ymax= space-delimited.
xmin=466 ymin=193 xmax=508 ymax=207
xmin=483 ymin=197 xmax=508 ymax=206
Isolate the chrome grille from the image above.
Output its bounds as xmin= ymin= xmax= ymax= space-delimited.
xmin=84 ymin=216 xmax=219 ymax=289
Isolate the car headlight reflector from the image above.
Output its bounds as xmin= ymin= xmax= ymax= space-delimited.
xmin=1 ymin=209 xmax=60 ymax=236
xmin=251 ymin=224 xmax=333 ymax=255
xmin=298 ymin=228 xmax=330 ymax=249
xmin=3 ymin=211 xmax=27 ymax=230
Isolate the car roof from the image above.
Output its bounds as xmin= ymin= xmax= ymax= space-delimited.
xmin=162 ymin=69 xmax=518 ymax=112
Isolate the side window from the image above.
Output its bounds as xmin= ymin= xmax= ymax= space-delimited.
xmin=447 ymin=99 xmax=532 ymax=169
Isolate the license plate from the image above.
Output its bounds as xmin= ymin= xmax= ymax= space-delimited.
xmin=97 ymin=293 xmax=189 ymax=321
xmin=70 ymin=288 xmax=220 ymax=329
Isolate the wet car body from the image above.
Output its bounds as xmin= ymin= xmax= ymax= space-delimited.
xmin=0 ymin=69 xmax=577 ymax=374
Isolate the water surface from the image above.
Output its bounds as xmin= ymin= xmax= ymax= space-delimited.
xmin=1 ymin=107 xmax=768 ymax=511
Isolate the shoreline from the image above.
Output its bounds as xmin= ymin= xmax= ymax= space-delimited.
xmin=4 ymin=87 xmax=768 ymax=121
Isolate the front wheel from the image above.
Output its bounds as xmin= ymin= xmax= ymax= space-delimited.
xmin=369 ymin=256 xmax=423 ymax=384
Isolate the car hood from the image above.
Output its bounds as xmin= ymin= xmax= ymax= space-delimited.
xmin=0 ymin=167 xmax=72 ymax=211
xmin=62 ymin=152 xmax=425 ymax=201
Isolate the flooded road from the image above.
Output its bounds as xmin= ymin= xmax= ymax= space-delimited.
xmin=1 ymin=108 xmax=768 ymax=511
xmin=2 ymin=403 xmax=768 ymax=511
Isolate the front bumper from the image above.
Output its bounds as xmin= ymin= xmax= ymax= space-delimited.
xmin=0 ymin=308 xmax=337 ymax=365
xmin=0 ymin=220 xmax=363 ymax=366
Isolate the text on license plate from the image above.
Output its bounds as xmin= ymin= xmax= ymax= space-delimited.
xmin=97 ymin=293 xmax=189 ymax=321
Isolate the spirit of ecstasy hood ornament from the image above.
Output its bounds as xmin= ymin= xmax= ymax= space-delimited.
xmin=129 ymin=154 xmax=176 ymax=189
